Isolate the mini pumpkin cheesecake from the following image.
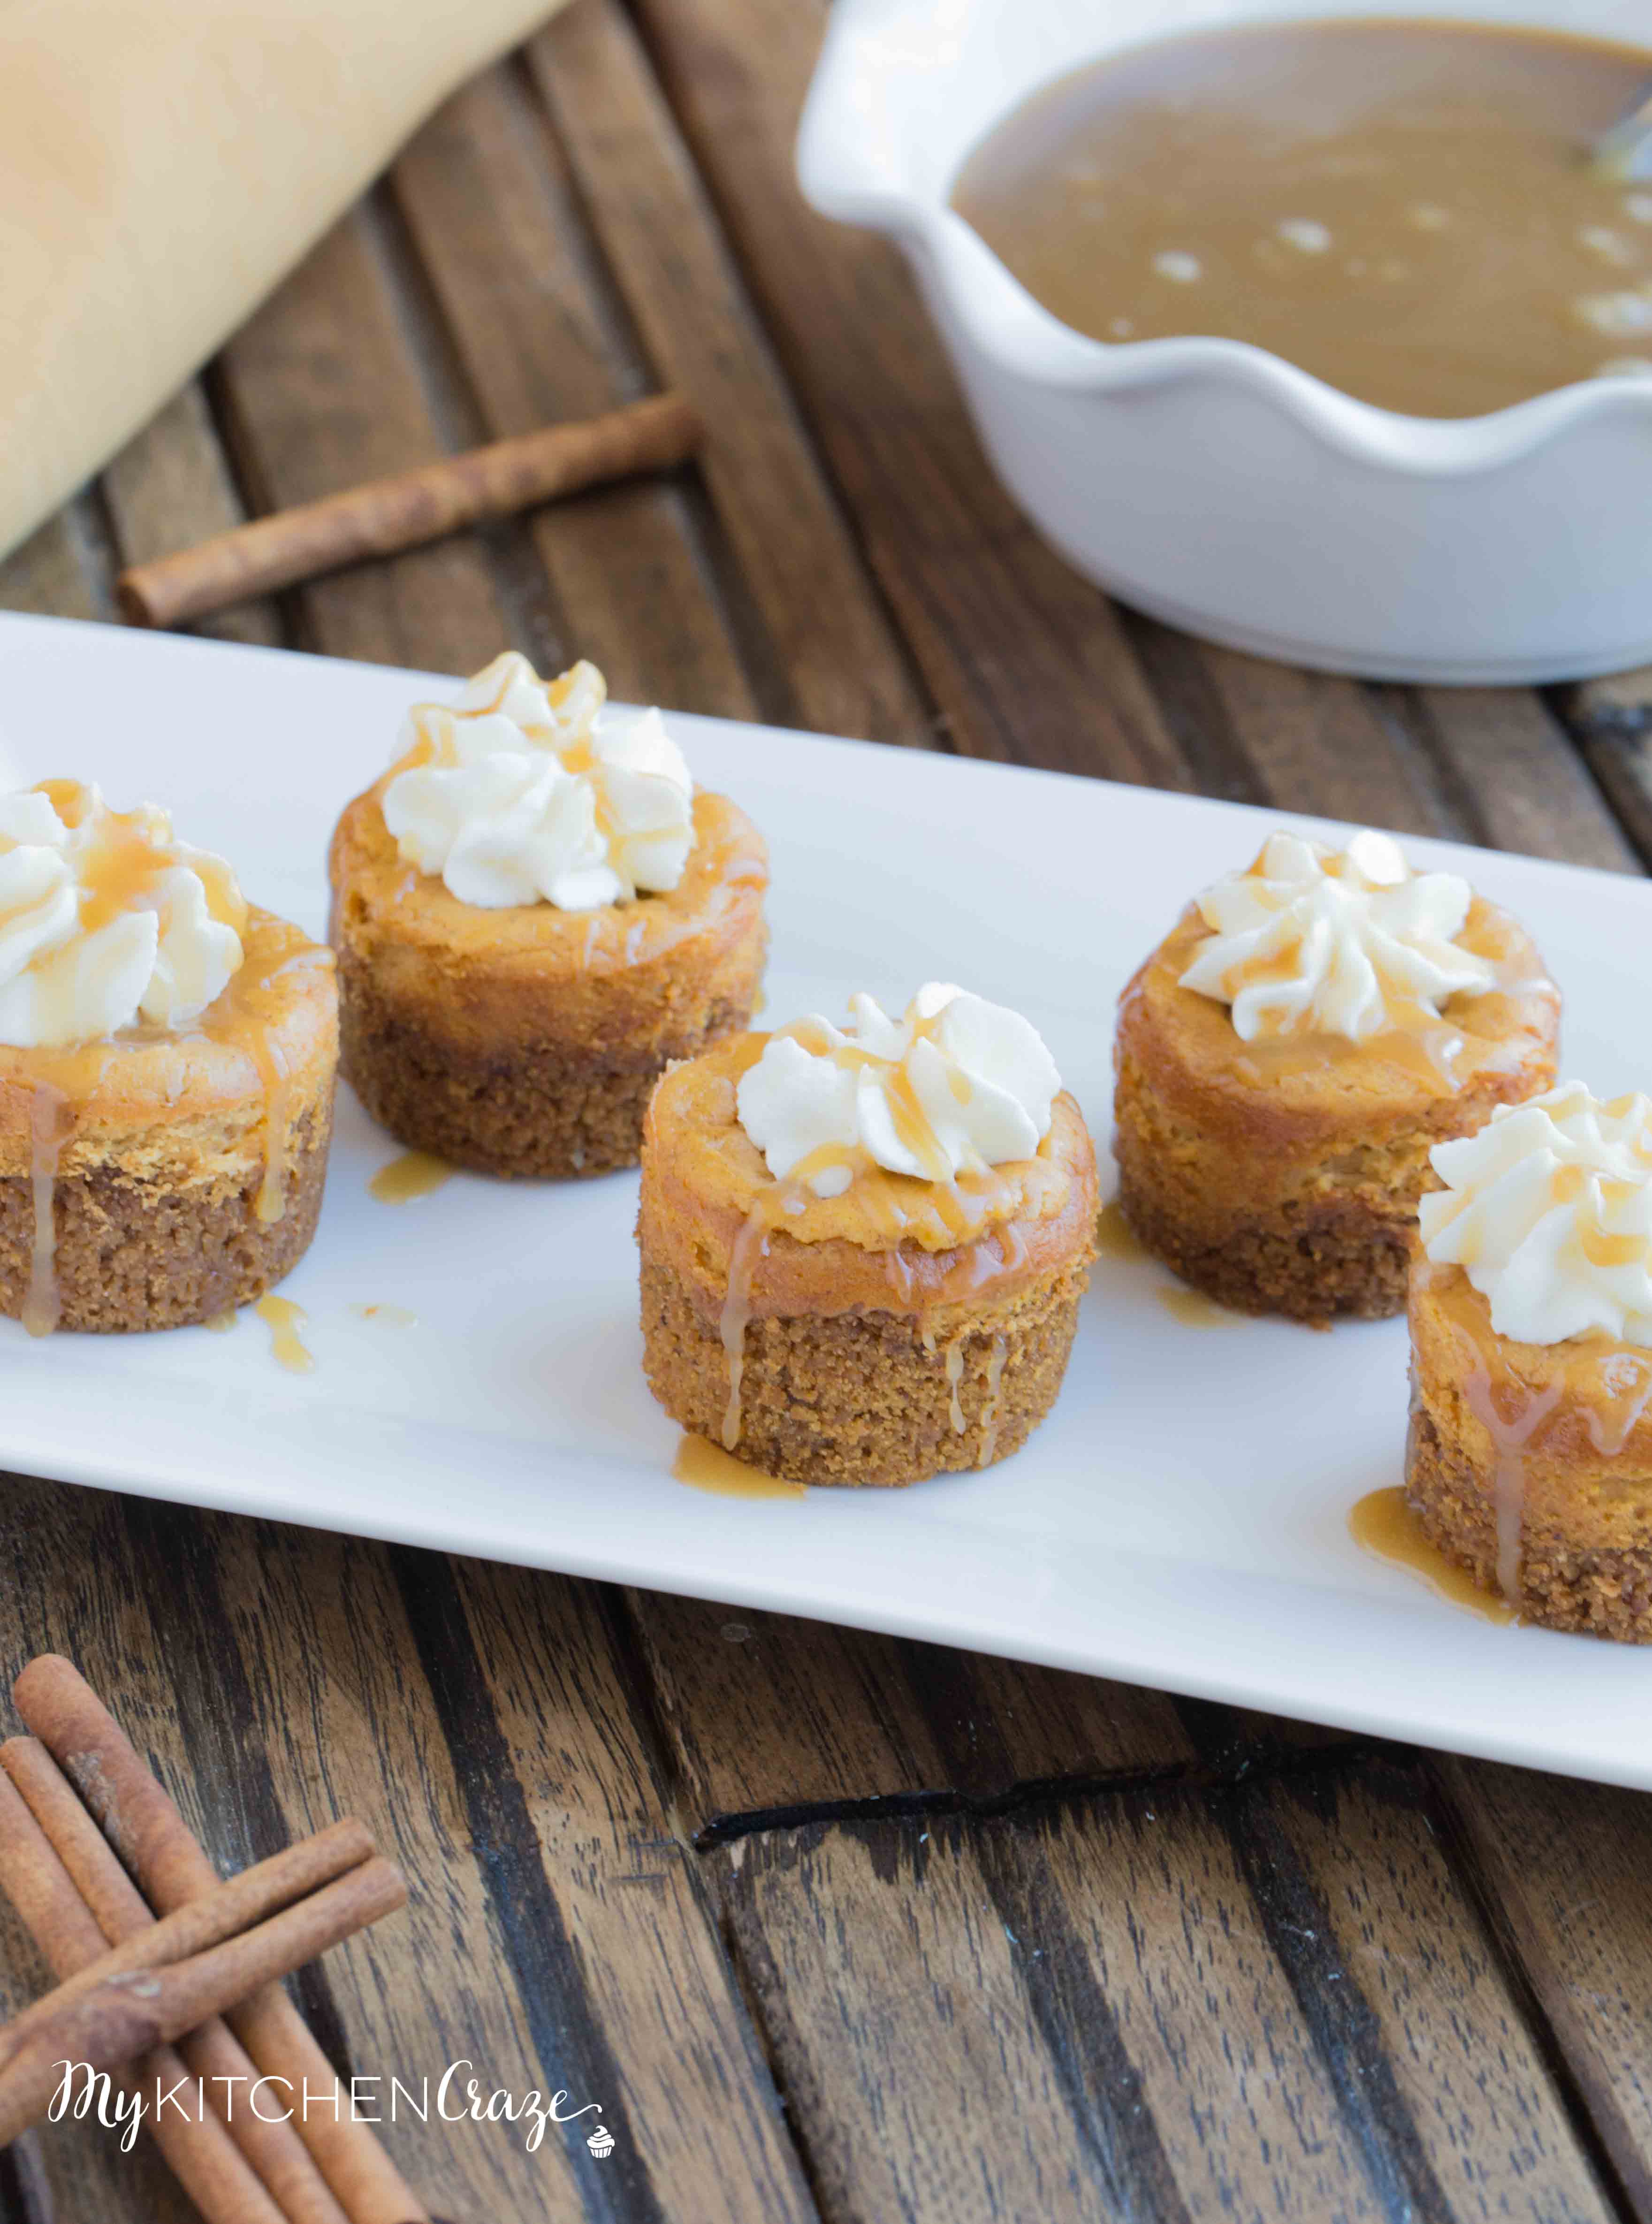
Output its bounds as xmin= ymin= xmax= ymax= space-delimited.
xmin=0 ymin=781 xmax=336 ymax=1334
xmin=1408 ymin=1082 xmax=1652 ymax=1639
xmin=330 ymin=651 xmax=768 ymax=1178
xmin=639 ymin=983 xmax=1098 ymax=1486
xmin=1114 ymin=827 xmax=1559 ymax=1325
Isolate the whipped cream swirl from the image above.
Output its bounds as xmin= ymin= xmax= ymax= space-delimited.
xmin=0 ymin=782 xmax=245 ymax=1049
xmin=736 ymin=983 xmax=1061 ymax=1200
xmin=1179 ymin=828 xmax=1500 ymax=1042
xmin=382 ymin=651 xmax=695 ymax=911
xmin=1420 ymin=1083 xmax=1652 ymax=1347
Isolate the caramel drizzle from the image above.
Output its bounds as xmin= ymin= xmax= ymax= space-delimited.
xmin=369 ymin=1150 xmax=454 ymax=1205
xmin=674 ymin=1432 xmax=806 ymax=1500
xmin=977 ymin=1336 xmax=1008 ymax=1467
xmin=945 ymin=1339 xmax=967 ymax=1434
xmin=21 ymin=1082 xmax=68 ymax=1338
xmin=255 ymin=1294 xmax=313 ymax=1374
xmin=1349 ymin=1487 xmax=1515 ymax=1625
xmin=716 ymin=1015 xmax=1046 ymax=1451
xmin=716 ymin=1141 xmax=1034 ymax=1451
xmin=1197 ymin=891 xmax=1558 ymax=1098
xmin=1428 ymin=1267 xmax=1652 ymax=1603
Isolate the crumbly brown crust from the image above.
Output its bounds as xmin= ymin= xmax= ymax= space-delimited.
xmin=1115 ymin=1155 xmax=1412 ymax=1324
xmin=339 ymin=949 xmax=754 ymax=1178
xmin=1407 ymin=1401 xmax=1652 ymax=1642
xmin=641 ymin=1245 xmax=1088 ymax=1487
xmin=330 ymin=786 xmax=769 ymax=1178
xmin=1111 ymin=895 xmax=1559 ymax=1326
xmin=0 ymin=1096 xmax=332 ymax=1333
xmin=1406 ymin=1263 xmax=1652 ymax=1640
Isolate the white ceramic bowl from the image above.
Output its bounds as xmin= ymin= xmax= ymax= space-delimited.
xmin=797 ymin=0 xmax=1652 ymax=683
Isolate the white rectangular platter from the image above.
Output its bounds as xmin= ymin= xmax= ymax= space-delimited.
xmin=3 ymin=611 xmax=1650 ymax=1788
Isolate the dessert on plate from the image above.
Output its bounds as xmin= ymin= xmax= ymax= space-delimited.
xmin=1113 ymin=827 xmax=1560 ymax=1324
xmin=1408 ymin=1082 xmax=1652 ymax=1640
xmin=0 ymin=780 xmax=336 ymax=1334
xmin=330 ymin=651 xmax=768 ymax=1178
xmin=638 ymin=982 xmax=1098 ymax=1485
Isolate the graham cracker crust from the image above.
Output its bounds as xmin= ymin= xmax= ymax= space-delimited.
xmin=1114 ymin=1156 xmax=1413 ymax=1327
xmin=1407 ymin=1401 xmax=1652 ymax=1642
xmin=339 ymin=951 xmax=755 ymax=1179
xmin=0 ymin=1103 xmax=332 ymax=1334
xmin=639 ymin=1246 xmax=1088 ymax=1487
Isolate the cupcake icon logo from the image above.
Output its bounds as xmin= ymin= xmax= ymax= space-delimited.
xmin=587 ymin=2121 xmax=616 ymax=2161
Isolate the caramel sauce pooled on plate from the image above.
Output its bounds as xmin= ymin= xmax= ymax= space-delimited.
xmin=1157 ymin=1285 xmax=1241 ymax=1328
xmin=1350 ymin=1485 xmax=1515 ymax=1624
xmin=1095 ymin=1199 xmax=1145 ymax=1261
xmin=255 ymin=1294 xmax=314 ymax=1374
xmin=673 ymin=1434 xmax=806 ymax=1500
xmin=369 ymin=1149 xmax=455 ymax=1205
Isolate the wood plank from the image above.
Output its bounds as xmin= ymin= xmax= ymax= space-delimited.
xmin=0 ymin=1862 xmax=198 ymax=2223
xmin=99 ymin=383 xmax=283 ymax=649
xmin=0 ymin=1475 xmax=557 ymax=2218
xmin=1257 ymin=1762 xmax=1615 ymax=2223
xmin=1195 ymin=648 xmax=1453 ymax=838
xmin=727 ymin=1781 xmax=1468 ymax=2222
xmin=444 ymin=1556 xmax=819 ymax=2219
xmin=627 ymin=1595 xmax=1195 ymax=1835
xmin=1407 ymin=688 xmax=1640 ymax=872
xmin=0 ymin=503 xmax=111 ymax=625
xmin=1570 ymin=665 xmax=1652 ymax=738
xmin=1435 ymin=1757 xmax=1652 ymax=2218
xmin=216 ymin=205 xmax=512 ymax=676
xmin=1567 ymin=721 xmax=1652 ymax=869
xmin=717 ymin=1816 xmax=1126 ymax=2219
xmin=630 ymin=0 xmax=1188 ymax=786
xmin=524 ymin=1 xmax=931 ymax=746
xmin=0 ymin=1465 xmax=816 ymax=2220
xmin=389 ymin=65 xmax=756 ymax=719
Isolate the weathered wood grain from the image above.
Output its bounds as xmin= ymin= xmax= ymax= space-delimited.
xmin=99 ymin=384 xmax=284 ymax=650
xmin=1255 ymin=1762 xmax=1616 ymax=2222
xmin=389 ymin=65 xmax=756 ymax=719
xmin=440 ymin=1555 xmax=819 ymax=2220
xmin=1568 ymin=723 xmax=1652 ymax=869
xmin=1435 ymin=1758 xmax=1652 ymax=2218
xmin=524 ymin=1 xmax=931 ymax=747
xmin=629 ymin=0 xmax=1188 ymax=787
xmin=725 ymin=1778 xmax=1553 ymax=2223
xmin=0 ymin=503 xmax=112 ymax=626
xmin=0 ymin=1477 xmax=548 ymax=2216
xmin=1570 ymin=665 xmax=1652 ymax=739
xmin=1177 ymin=647 xmax=1451 ymax=837
xmin=628 ymin=1595 xmax=1195 ymax=1835
xmin=1407 ymin=688 xmax=1639 ymax=871
xmin=217 ymin=206 xmax=511 ymax=676
xmin=719 ymin=1815 xmax=1118 ymax=2219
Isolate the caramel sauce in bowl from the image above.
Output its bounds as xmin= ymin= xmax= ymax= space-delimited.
xmin=797 ymin=0 xmax=1652 ymax=681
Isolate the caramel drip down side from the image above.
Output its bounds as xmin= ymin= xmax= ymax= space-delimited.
xmin=21 ymin=1082 xmax=68 ymax=1338
xmin=978 ymin=1337 xmax=1008 ymax=1467
xmin=945 ymin=1340 xmax=967 ymax=1434
xmin=1349 ymin=1487 xmax=1515 ymax=1624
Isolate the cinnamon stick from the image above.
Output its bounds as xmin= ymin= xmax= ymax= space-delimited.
xmin=14 ymin=1656 xmax=428 ymax=2224
xmin=0 ymin=1748 xmax=373 ymax=2031
xmin=0 ymin=1736 xmax=354 ymax=2224
xmin=0 ymin=1844 xmax=404 ymax=2149
xmin=0 ymin=1765 xmax=289 ymax=2224
xmin=116 ymin=392 xmax=703 ymax=628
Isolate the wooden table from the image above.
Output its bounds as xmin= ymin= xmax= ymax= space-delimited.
xmin=4 ymin=7 xmax=1652 ymax=2218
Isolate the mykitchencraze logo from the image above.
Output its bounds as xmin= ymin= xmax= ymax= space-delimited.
xmin=48 ymin=2060 xmax=613 ymax=2158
